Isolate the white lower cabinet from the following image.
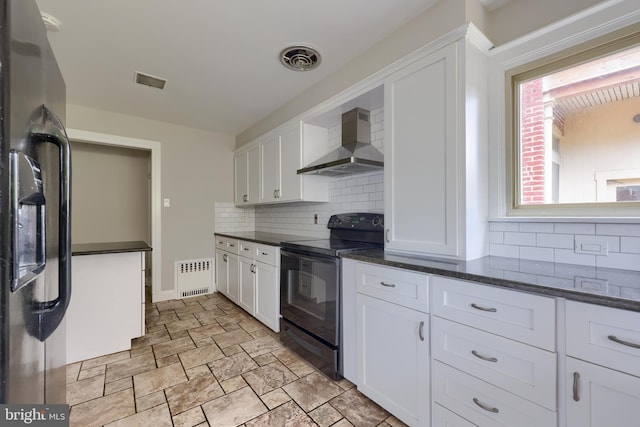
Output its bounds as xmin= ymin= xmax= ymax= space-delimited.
xmin=564 ymin=301 xmax=640 ymax=426
xmin=239 ymin=255 xmax=256 ymax=315
xmin=357 ymin=293 xmax=429 ymax=427
xmin=566 ymin=357 xmax=640 ymax=427
xmin=254 ymin=261 xmax=279 ymax=332
xmin=215 ymin=235 xmax=281 ymax=332
xmin=433 ymin=361 xmax=557 ymax=427
xmin=433 ymin=404 xmax=477 ymax=427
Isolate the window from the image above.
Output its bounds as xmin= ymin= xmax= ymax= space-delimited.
xmin=508 ymin=30 xmax=640 ymax=215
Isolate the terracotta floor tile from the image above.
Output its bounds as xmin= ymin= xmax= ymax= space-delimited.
xmin=201 ymin=386 xmax=268 ymax=427
xmin=69 ymin=388 xmax=135 ymax=427
xmin=104 ymin=403 xmax=172 ymax=427
xmin=133 ymin=363 xmax=188 ymax=397
xmin=67 ymin=292 xmax=393 ymax=427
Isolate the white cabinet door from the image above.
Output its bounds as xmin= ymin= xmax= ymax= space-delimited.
xmin=239 ymin=256 xmax=255 ymax=315
xmin=234 ymin=143 xmax=260 ymax=205
xmin=384 ymin=42 xmax=459 ymax=257
xmin=215 ymin=249 xmax=229 ymax=297
xmin=279 ymin=123 xmax=303 ymax=202
xmin=260 ymin=133 xmax=280 ymax=203
xmin=254 ymin=261 xmax=279 ymax=332
xmin=357 ymin=293 xmax=429 ymax=427
xmin=226 ymin=253 xmax=239 ymax=304
xmin=234 ymin=150 xmax=248 ymax=204
xmin=566 ymin=357 xmax=640 ymax=427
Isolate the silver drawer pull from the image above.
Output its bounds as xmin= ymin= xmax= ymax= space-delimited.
xmin=262 ymin=252 xmax=268 ymax=256
xmin=473 ymin=397 xmax=499 ymax=413
xmin=243 ymin=247 xmax=250 ymax=251
xmin=573 ymin=372 xmax=580 ymax=402
xmin=380 ymin=281 xmax=396 ymax=288
xmin=471 ymin=303 xmax=497 ymax=313
xmin=471 ymin=350 xmax=498 ymax=363
xmin=608 ymin=335 xmax=640 ymax=349
xmin=229 ymin=244 xmax=235 ymax=247
xmin=418 ymin=321 xmax=425 ymax=341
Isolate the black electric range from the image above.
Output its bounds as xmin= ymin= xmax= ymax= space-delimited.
xmin=279 ymin=213 xmax=384 ymax=379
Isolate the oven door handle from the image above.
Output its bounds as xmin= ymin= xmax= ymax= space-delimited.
xmin=281 ymin=249 xmax=339 ymax=264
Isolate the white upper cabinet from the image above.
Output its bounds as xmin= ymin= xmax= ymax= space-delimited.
xmin=384 ymin=30 xmax=490 ymax=260
xmin=236 ymin=121 xmax=329 ymax=206
xmin=234 ymin=143 xmax=259 ymax=205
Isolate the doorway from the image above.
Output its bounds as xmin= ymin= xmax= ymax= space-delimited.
xmin=67 ymin=129 xmax=163 ymax=300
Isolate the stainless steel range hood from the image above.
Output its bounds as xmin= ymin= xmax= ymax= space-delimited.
xmin=297 ymin=108 xmax=384 ymax=177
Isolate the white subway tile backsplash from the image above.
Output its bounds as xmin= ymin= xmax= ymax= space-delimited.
xmin=621 ymin=236 xmax=640 ymax=254
xmin=554 ymin=249 xmax=595 ymax=267
xmin=488 ymin=231 xmax=503 ymax=244
xmin=596 ymin=252 xmax=640 ymax=271
xmin=519 ymin=246 xmax=554 ymax=262
xmin=536 ymin=233 xmax=574 ymax=249
xmin=489 ymin=222 xmax=519 ymax=232
xmin=504 ymin=231 xmax=536 ymax=246
xmin=597 ymin=223 xmax=640 ymax=237
xmin=554 ymin=223 xmax=595 ymax=235
xmin=489 ymin=244 xmax=520 ymax=258
xmin=519 ymin=222 xmax=554 ymax=233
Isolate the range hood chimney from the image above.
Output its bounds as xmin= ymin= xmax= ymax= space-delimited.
xmin=297 ymin=108 xmax=384 ymax=177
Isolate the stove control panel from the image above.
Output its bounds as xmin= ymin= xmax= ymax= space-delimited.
xmin=327 ymin=213 xmax=384 ymax=231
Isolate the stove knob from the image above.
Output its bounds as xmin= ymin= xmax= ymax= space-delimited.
xmin=372 ymin=216 xmax=381 ymax=227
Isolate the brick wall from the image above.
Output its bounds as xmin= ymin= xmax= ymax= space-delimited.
xmin=520 ymin=79 xmax=545 ymax=203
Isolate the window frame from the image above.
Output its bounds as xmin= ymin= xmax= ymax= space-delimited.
xmin=488 ymin=4 xmax=640 ymax=221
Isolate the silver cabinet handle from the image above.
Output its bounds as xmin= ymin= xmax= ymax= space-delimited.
xmin=472 ymin=350 xmax=498 ymax=363
xmin=572 ymin=372 xmax=580 ymax=402
xmin=471 ymin=303 xmax=497 ymax=313
xmin=419 ymin=321 xmax=425 ymax=341
xmin=262 ymin=252 xmax=268 ymax=256
xmin=273 ymin=189 xmax=277 ymax=199
xmin=473 ymin=398 xmax=499 ymax=413
xmin=229 ymin=244 xmax=235 ymax=247
xmin=223 ymin=254 xmax=228 ymax=262
xmin=608 ymin=335 xmax=640 ymax=349
xmin=250 ymin=263 xmax=256 ymax=273
xmin=243 ymin=194 xmax=248 ymax=202
xmin=276 ymin=189 xmax=280 ymax=198
xmin=243 ymin=247 xmax=250 ymax=251
xmin=380 ymin=281 xmax=396 ymax=288
xmin=385 ymin=228 xmax=390 ymax=243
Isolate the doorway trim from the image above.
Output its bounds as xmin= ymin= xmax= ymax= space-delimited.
xmin=67 ymin=128 xmax=167 ymax=301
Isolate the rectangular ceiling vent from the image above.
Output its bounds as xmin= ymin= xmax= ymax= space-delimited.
xmin=134 ymin=71 xmax=167 ymax=90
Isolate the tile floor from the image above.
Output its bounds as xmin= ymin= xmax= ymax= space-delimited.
xmin=66 ymin=291 xmax=407 ymax=427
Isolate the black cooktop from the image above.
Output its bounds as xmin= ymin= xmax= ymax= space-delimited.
xmin=281 ymin=213 xmax=384 ymax=257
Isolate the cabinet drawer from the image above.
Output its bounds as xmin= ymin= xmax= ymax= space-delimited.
xmin=566 ymin=301 xmax=640 ymax=377
xmin=254 ymin=243 xmax=279 ymax=266
xmin=432 ymin=276 xmax=556 ymax=350
xmin=433 ymin=361 xmax=557 ymax=427
xmin=355 ymin=262 xmax=429 ymax=313
xmin=215 ymin=236 xmax=239 ymax=254
xmin=239 ymin=240 xmax=258 ymax=257
xmin=432 ymin=317 xmax=557 ymax=410
xmin=433 ymin=404 xmax=477 ymax=427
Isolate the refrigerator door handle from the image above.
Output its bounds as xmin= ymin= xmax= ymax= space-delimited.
xmin=27 ymin=105 xmax=72 ymax=342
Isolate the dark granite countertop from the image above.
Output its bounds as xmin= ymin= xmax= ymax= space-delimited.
xmin=342 ymin=250 xmax=640 ymax=312
xmin=72 ymin=241 xmax=152 ymax=256
xmin=214 ymin=231 xmax=319 ymax=246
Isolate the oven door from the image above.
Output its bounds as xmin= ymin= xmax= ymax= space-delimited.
xmin=280 ymin=249 xmax=339 ymax=346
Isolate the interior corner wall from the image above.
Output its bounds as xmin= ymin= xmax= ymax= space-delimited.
xmin=65 ymin=104 xmax=236 ymax=294
xmin=70 ymin=141 xmax=151 ymax=244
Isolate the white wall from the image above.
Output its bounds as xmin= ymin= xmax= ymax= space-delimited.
xmin=66 ymin=104 xmax=236 ymax=295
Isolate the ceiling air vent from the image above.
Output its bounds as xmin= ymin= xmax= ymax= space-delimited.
xmin=134 ymin=71 xmax=167 ymax=90
xmin=279 ymin=45 xmax=321 ymax=72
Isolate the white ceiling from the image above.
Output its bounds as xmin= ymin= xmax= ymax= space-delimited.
xmin=34 ymin=0 xmax=507 ymax=136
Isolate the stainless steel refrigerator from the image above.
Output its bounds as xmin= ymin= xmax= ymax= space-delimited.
xmin=0 ymin=0 xmax=71 ymax=404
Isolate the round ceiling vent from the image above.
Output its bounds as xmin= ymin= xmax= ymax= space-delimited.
xmin=279 ymin=45 xmax=321 ymax=72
